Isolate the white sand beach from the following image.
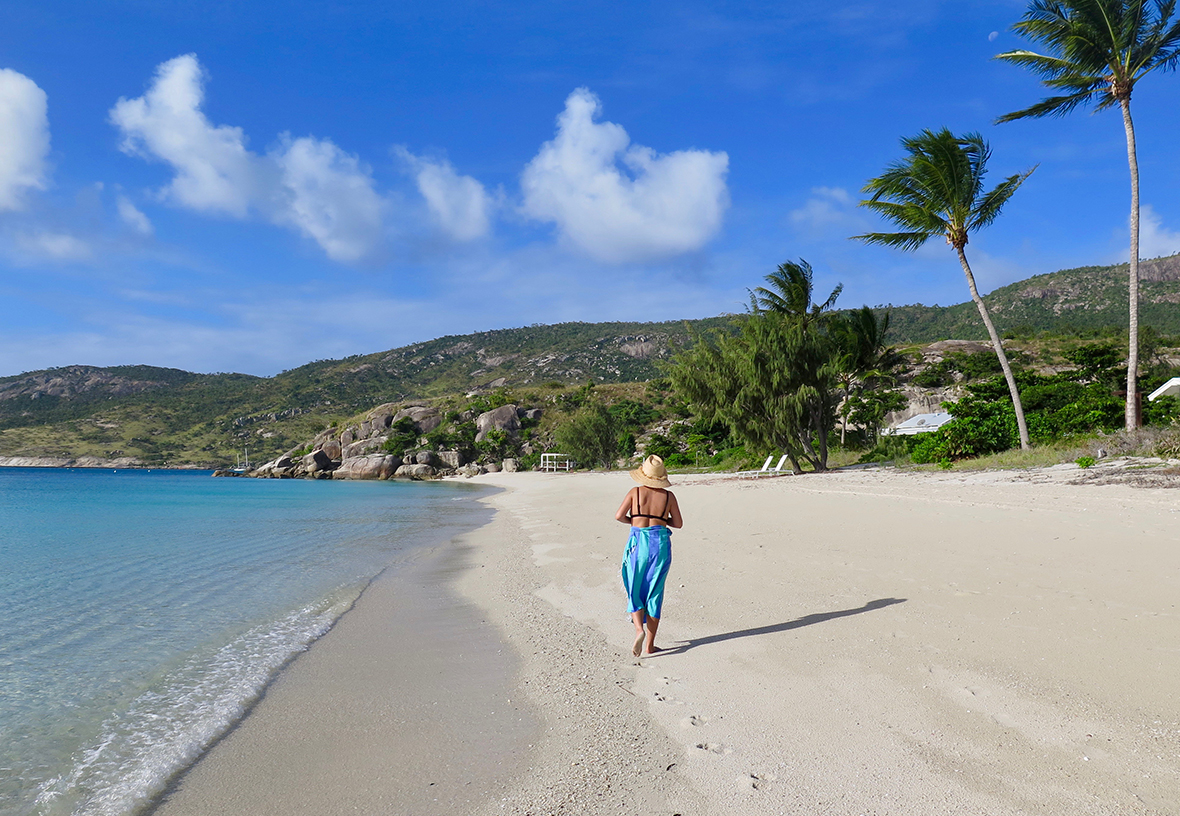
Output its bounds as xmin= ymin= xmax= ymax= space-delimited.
xmin=157 ymin=465 xmax=1180 ymax=815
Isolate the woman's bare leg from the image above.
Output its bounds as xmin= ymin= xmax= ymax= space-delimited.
xmin=644 ymin=616 xmax=661 ymax=654
xmin=630 ymin=611 xmax=646 ymax=656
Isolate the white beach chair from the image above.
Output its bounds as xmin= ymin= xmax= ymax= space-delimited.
xmin=736 ymin=455 xmax=775 ymax=478
xmin=752 ymin=454 xmax=791 ymax=478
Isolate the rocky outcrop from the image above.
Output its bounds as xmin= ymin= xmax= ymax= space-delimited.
xmin=437 ymin=450 xmax=465 ymax=469
xmin=343 ymin=438 xmax=387 ymax=459
xmin=249 ymin=394 xmax=538 ymax=481
xmin=476 ymin=405 xmax=520 ymax=442
xmin=393 ymin=406 xmax=442 ymax=434
xmin=395 ymin=463 xmax=437 ymax=479
xmin=334 ymin=454 xmax=402 ymax=480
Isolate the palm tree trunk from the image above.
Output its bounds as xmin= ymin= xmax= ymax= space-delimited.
xmin=956 ymin=246 xmax=1031 ymax=450
xmin=1121 ymin=98 xmax=1141 ymax=430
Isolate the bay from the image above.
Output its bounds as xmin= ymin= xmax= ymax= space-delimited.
xmin=0 ymin=468 xmax=488 ymax=816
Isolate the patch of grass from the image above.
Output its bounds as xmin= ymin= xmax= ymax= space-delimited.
xmin=934 ymin=438 xmax=1097 ymax=471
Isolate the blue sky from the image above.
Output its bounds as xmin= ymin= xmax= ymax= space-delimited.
xmin=2 ymin=1 xmax=1179 ymax=377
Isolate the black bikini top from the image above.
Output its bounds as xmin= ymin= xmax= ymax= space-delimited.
xmin=630 ymin=487 xmax=671 ymax=521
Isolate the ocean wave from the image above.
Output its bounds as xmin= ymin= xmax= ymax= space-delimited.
xmin=32 ymin=587 xmax=363 ymax=816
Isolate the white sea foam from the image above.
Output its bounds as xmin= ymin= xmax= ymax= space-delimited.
xmin=33 ymin=588 xmax=361 ymax=816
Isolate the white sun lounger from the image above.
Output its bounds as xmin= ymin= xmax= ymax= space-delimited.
xmin=737 ymin=454 xmax=791 ymax=478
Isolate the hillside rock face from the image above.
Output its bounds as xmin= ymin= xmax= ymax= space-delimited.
xmin=393 ymin=406 xmax=441 ymax=434
xmin=476 ymin=405 xmax=520 ymax=441
xmin=0 ymin=365 xmax=189 ymax=404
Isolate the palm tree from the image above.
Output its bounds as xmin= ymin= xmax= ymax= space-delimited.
xmin=749 ymin=259 xmax=842 ymax=327
xmin=995 ymin=0 xmax=1180 ymax=431
xmin=854 ymin=128 xmax=1035 ymax=449
xmin=832 ymin=307 xmax=904 ymax=445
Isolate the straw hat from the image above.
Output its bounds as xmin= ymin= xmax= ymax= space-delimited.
xmin=630 ymin=454 xmax=671 ymax=488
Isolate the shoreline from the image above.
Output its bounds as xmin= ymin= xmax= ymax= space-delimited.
xmin=142 ymin=466 xmax=1180 ymax=815
xmin=148 ymin=482 xmax=535 ymax=816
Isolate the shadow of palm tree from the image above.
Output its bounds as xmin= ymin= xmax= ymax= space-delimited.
xmin=656 ymin=597 xmax=906 ymax=656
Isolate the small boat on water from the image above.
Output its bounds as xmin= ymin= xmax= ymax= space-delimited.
xmin=231 ymin=448 xmax=249 ymax=474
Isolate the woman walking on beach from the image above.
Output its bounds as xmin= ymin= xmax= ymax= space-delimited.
xmin=615 ymin=455 xmax=682 ymax=656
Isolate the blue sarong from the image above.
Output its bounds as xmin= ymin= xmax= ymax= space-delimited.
xmin=622 ymin=526 xmax=672 ymax=618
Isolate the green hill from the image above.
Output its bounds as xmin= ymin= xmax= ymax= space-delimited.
xmin=1 ymin=253 xmax=1177 ymax=467
xmin=884 ymin=253 xmax=1180 ymax=342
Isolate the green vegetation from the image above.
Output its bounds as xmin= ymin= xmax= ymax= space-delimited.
xmin=908 ymin=352 xmax=1180 ymax=464
xmin=5 ymin=254 xmax=1180 ymax=471
xmin=669 ymin=260 xmax=869 ymax=474
xmin=996 ymin=0 xmax=1180 ymax=432
xmin=856 ymin=127 xmax=1035 ymax=448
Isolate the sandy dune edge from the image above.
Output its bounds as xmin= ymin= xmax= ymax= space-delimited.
xmin=465 ymin=468 xmax=1180 ymax=815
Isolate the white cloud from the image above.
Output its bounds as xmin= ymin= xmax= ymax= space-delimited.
xmin=271 ymin=136 xmax=384 ymax=262
xmin=520 ymin=87 xmax=729 ymax=263
xmin=0 ymin=68 xmax=50 ymax=211
xmin=788 ymin=186 xmax=867 ymax=233
xmin=1138 ymin=205 xmax=1180 ymax=259
xmin=394 ymin=148 xmax=491 ymax=241
xmin=110 ymin=54 xmax=384 ymax=261
xmin=110 ymin=54 xmax=264 ymax=217
xmin=116 ymin=195 xmax=153 ymax=235
xmin=13 ymin=230 xmax=92 ymax=261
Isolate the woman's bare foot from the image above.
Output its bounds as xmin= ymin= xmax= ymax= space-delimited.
xmin=643 ymin=644 xmax=663 ymax=655
xmin=632 ymin=631 xmax=645 ymax=657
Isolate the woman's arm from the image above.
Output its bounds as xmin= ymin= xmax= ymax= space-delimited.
xmin=666 ymin=491 xmax=684 ymax=528
xmin=615 ymin=488 xmax=637 ymax=524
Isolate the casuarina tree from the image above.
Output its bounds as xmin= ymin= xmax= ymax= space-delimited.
xmin=995 ymin=0 xmax=1180 ymax=431
xmin=854 ymin=128 xmax=1035 ymax=450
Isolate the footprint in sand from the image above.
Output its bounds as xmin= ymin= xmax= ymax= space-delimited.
xmin=681 ymin=715 xmax=708 ymax=728
xmin=742 ymin=772 xmax=777 ymax=790
xmin=653 ymin=692 xmax=684 ymax=706
xmin=694 ymin=742 xmax=733 ymax=755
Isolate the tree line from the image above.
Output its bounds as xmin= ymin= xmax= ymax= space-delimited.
xmin=665 ymin=0 xmax=1180 ymax=469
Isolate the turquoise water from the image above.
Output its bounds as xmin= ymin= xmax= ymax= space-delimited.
xmin=0 ymin=468 xmax=488 ymax=816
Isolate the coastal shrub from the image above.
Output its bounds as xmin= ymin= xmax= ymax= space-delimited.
xmin=855 ymin=435 xmax=913 ymax=465
xmin=911 ymin=397 xmax=1017 ymax=464
xmin=1063 ymin=342 xmax=1124 ymax=387
xmin=845 ymin=388 xmax=908 ymax=445
xmin=912 ymin=364 xmax=952 ymax=388
xmin=475 ymin=428 xmax=515 ymax=461
xmin=911 ymin=350 xmax=1008 ymax=388
xmin=1143 ymin=393 xmax=1180 ymax=426
xmin=643 ymin=432 xmax=678 ymax=461
xmin=554 ymin=403 xmax=618 ymax=468
xmin=381 ymin=417 xmax=419 ymax=454
xmin=608 ymin=399 xmax=658 ymax=429
xmin=1075 ymin=455 xmax=1096 ymax=468
xmin=617 ymin=431 xmax=636 ymax=458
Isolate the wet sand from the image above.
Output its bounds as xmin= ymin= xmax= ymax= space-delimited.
xmin=151 ymin=536 xmax=538 ymax=816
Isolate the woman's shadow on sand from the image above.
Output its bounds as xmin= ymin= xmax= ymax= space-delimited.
xmin=654 ymin=597 xmax=907 ymax=656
